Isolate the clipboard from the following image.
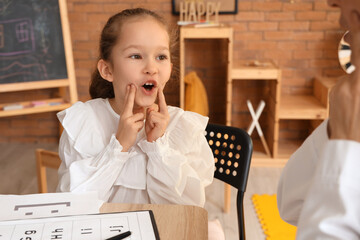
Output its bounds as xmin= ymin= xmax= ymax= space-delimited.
xmin=0 ymin=210 xmax=160 ymax=240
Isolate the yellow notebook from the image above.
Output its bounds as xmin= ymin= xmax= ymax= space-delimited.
xmin=252 ymin=194 xmax=297 ymax=240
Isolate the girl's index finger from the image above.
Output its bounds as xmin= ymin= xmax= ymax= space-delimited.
xmin=123 ymin=84 xmax=136 ymax=115
xmin=157 ymin=86 xmax=168 ymax=114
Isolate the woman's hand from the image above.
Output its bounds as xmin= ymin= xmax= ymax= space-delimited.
xmin=329 ymin=31 xmax=360 ymax=142
xmin=145 ymin=87 xmax=170 ymax=142
xmin=116 ymin=84 xmax=145 ymax=152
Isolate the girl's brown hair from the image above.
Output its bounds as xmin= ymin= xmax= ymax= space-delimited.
xmin=89 ymin=8 xmax=179 ymax=99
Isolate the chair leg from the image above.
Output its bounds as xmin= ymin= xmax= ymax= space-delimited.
xmin=36 ymin=149 xmax=47 ymax=193
xmin=237 ymin=191 xmax=246 ymax=240
xmin=224 ymin=183 xmax=231 ymax=213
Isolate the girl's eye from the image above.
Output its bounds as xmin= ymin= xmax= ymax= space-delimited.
xmin=130 ymin=54 xmax=141 ymax=59
xmin=156 ymin=55 xmax=168 ymax=61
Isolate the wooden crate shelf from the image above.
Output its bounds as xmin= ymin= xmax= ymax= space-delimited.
xmin=232 ymin=62 xmax=337 ymax=166
xmin=279 ymin=95 xmax=328 ymax=120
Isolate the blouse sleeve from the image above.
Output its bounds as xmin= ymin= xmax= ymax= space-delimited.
xmin=296 ymin=140 xmax=360 ymax=239
xmin=277 ymin=119 xmax=329 ymax=226
xmin=137 ymin=109 xmax=214 ymax=207
xmin=56 ymin=102 xmax=130 ymax=202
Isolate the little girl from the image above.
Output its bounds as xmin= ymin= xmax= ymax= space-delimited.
xmin=56 ymin=8 xmax=214 ymax=208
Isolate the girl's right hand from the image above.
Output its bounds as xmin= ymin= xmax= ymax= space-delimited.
xmin=116 ymin=84 xmax=145 ymax=152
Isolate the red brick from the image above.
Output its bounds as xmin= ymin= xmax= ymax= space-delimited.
xmin=11 ymin=119 xmax=38 ymax=128
xmin=294 ymin=32 xmax=324 ymax=41
xmin=87 ymin=13 xmax=111 ymax=23
xmin=73 ymin=50 xmax=91 ymax=60
xmin=281 ymin=69 xmax=295 ymax=78
xmin=252 ymin=2 xmax=282 ymax=12
xmin=323 ymin=50 xmax=338 ymax=59
xmin=71 ymin=31 xmax=89 ymax=41
xmin=246 ymin=41 xmax=277 ymax=50
xmin=264 ymin=31 xmax=294 ymax=40
xmin=310 ymin=21 xmax=339 ymax=31
xmin=310 ymin=59 xmax=339 ymax=68
xmin=232 ymin=22 xmax=248 ymax=32
xmin=279 ymin=59 xmax=309 ymax=69
xmin=70 ymin=22 xmax=102 ymax=31
xmin=235 ymin=12 xmax=265 ymax=21
xmin=296 ymin=11 xmax=326 ymax=21
xmin=278 ymin=41 xmax=306 ymax=50
xmin=238 ymin=2 xmax=252 ymax=11
xmin=74 ymin=41 xmax=98 ymax=50
xmin=234 ymin=32 xmax=262 ymax=41
xmin=266 ymin=12 xmax=294 ymax=21
xmin=279 ymin=21 xmax=309 ymax=31
xmin=307 ymin=41 xmax=337 ymax=50
xmin=249 ymin=22 xmax=278 ymax=31
xmin=68 ymin=13 xmax=87 ymax=22
xmin=283 ymin=3 xmax=313 ymax=12
xmin=293 ymin=50 xmax=323 ymax=60
xmin=324 ymin=68 xmax=345 ymax=77
xmin=263 ymin=50 xmax=292 ymax=61
xmin=76 ymin=60 xmax=96 ymax=69
xmin=314 ymin=2 xmax=336 ymax=11
xmin=103 ymin=3 xmax=131 ymax=13
xmin=73 ymin=3 xmax=104 ymax=12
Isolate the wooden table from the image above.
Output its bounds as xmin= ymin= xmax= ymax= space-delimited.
xmin=100 ymin=203 xmax=208 ymax=239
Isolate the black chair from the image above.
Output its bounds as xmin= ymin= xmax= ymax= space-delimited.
xmin=205 ymin=123 xmax=253 ymax=240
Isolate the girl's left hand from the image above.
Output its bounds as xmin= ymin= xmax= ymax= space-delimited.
xmin=145 ymin=87 xmax=170 ymax=142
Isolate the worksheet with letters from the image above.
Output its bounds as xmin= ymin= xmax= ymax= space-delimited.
xmin=0 ymin=210 xmax=159 ymax=240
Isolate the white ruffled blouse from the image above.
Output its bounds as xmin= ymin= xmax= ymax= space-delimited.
xmin=56 ymin=98 xmax=214 ymax=207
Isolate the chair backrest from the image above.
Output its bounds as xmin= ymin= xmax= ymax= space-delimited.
xmin=35 ymin=148 xmax=61 ymax=193
xmin=205 ymin=123 xmax=253 ymax=240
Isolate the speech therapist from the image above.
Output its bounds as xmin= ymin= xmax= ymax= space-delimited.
xmin=277 ymin=0 xmax=360 ymax=239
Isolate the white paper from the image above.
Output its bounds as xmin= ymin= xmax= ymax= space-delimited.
xmin=0 ymin=192 xmax=103 ymax=221
xmin=0 ymin=211 xmax=157 ymax=240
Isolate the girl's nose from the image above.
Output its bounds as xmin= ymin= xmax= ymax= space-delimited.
xmin=143 ymin=60 xmax=157 ymax=75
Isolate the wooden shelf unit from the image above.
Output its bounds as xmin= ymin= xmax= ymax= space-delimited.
xmin=179 ymin=26 xmax=233 ymax=125
xmin=179 ymin=26 xmax=233 ymax=213
xmin=231 ymin=61 xmax=281 ymax=161
xmin=232 ymin=62 xmax=337 ymax=166
xmin=279 ymin=95 xmax=328 ymax=119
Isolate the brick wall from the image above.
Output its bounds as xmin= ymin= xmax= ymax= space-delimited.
xmin=0 ymin=0 xmax=344 ymax=143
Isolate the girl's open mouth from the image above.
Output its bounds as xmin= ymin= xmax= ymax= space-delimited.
xmin=143 ymin=82 xmax=155 ymax=91
xmin=141 ymin=80 xmax=157 ymax=95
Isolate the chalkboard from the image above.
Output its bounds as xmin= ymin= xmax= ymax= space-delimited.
xmin=0 ymin=0 xmax=68 ymax=84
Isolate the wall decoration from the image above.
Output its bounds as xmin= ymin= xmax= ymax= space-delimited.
xmin=172 ymin=0 xmax=238 ymax=15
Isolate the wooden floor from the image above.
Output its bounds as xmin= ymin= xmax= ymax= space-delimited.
xmin=0 ymin=143 xmax=283 ymax=240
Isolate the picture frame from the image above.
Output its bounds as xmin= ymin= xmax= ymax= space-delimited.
xmin=172 ymin=0 xmax=238 ymax=15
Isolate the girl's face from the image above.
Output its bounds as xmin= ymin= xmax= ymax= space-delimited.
xmin=104 ymin=16 xmax=172 ymax=111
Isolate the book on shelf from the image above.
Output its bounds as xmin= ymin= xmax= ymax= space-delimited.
xmin=177 ymin=20 xmax=220 ymax=28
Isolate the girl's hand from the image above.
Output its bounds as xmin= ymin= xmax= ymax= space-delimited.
xmin=145 ymin=87 xmax=170 ymax=142
xmin=116 ymin=84 xmax=145 ymax=152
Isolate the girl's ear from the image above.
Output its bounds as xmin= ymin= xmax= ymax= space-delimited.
xmin=97 ymin=59 xmax=113 ymax=82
